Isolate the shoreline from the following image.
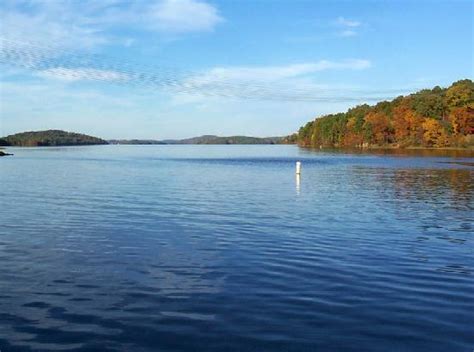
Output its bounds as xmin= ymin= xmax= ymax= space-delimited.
xmin=3 ymin=143 xmax=474 ymax=151
xmin=298 ymin=144 xmax=474 ymax=152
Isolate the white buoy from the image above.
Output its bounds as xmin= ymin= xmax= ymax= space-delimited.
xmin=296 ymin=161 xmax=301 ymax=175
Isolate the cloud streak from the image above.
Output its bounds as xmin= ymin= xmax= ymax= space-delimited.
xmin=178 ymin=60 xmax=374 ymax=101
xmin=150 ymin=0 xmax=223 ymax=33
xmin=186 ymin=60 xmax=371 ymax=83
xmin=37 ymin=68 xmax=129 ymax=82
xmin=335 ymin=16 xmax=362 ymax=37
xmin=0 ymin=0 xmax=224 ymax=56
xmin=1 ymin=38 xmax=382 ymax=102
xmin=336 ymin=17 xmax=361 ymax=28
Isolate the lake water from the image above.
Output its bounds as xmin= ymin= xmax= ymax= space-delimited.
xmin=0 ymin=145 xmax=473 ymax=351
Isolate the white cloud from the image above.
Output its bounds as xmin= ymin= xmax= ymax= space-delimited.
xmin=37 ymin=68 xmax=129 ymax=82
xmin=0 ymin=0 xmax=224 ymax=56
xmin=3 ymin=36 xmax=372 ymax=101
xmin=187 ymin=60 xmax=371 ymax=84
xmin=336 ymin=17 xmax=361 ymax=28
xmin=150 ymin=0 xmax=223 ymax=33
xmin=335 ymin=16 xmax=362 ymax=37
xmin=339 ymin=30 xmax=357 ymax=37
xmin=174 ymin=60 xmax=372 ymax=102
xmin=0 ymin=2 xmax=108 ymax=53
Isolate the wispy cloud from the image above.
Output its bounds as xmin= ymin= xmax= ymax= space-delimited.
xmin=0 ymin=0 xmax=224 ymax=54
xmin=188 ymin=60 xmax=372 ymax=83
xmin=2 ymin=37 xmax=374 ymax=102
xmin=37 ymin=68 xmax=129 ymax=82
xmin=339 ymin=30 xmax=357 ymax=37
xmin=336 ymin=17 xmax=361 ymax=28
xmin=150 ymin=0 xmax=223 ymax=33
xmin=26 ymin=58 xmax=372 ymax=100
xmin=335 ymin=16 xmax=362 ymax=37
xmin=0 ymin=1 xmax=110 ymax=52
xmin=176 ymin=60 xmax=373 ymax=101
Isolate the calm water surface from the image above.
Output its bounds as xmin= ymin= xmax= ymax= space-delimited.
xmin=0 ymin=145 xmax=473 ymax=351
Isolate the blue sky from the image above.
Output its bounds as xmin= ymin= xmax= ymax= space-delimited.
xmin=0 ymin=0 xmax=472 ymax=139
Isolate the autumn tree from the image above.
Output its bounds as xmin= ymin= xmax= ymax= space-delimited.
xmin=363 ymin=111 xmax=393 ymax=145
xmin=343 ymin=117 xmax=364 ymax=146
xmin=421 ymin=119 xmax=449 ymax=147
xmin=449 ymin=107 xmax=474 ymax=135
xmin=445 ymin=79 xmax=474 ymax=109
xmin=392 ymin=99 xmax=424 ymax=145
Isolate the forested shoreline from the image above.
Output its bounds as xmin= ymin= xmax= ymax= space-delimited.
xmin=294 ymin=79 xmax=474 ymax=149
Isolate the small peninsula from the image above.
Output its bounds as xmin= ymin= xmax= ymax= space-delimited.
xmin=0 ymin=130 xmax=108 ymax=147
xmin=0 ymin=150 xmax=12 ymax=157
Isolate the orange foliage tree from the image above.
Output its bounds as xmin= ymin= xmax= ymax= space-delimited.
xmin=342 ymin=117 xmax=364 ymax=146
xmin=363 ymin=111 xmax=392 ymax=145
xmin=449 ymin=107 xmax=474 ymax=135
xmin=421 ymin=119 xmax=449 ymax=147
xmin=392 ymin=100 xmax=424 ymax=145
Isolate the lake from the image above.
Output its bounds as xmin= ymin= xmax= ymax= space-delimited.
xmin=0 ymin=145 xmax=473 ymax=351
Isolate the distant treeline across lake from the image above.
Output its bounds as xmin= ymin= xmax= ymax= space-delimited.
xmin=0 ymin=131 xmax=285 ymax=147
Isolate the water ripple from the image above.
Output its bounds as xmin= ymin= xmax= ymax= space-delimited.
xmin=0 ymin=145 xmax=473 ymax=351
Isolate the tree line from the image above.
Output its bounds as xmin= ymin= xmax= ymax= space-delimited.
xmin=294 ymin=79 xmax=473 ymax=148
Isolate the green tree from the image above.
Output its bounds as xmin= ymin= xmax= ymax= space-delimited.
xmin=445 ymin=79 xmax=474 ymax=108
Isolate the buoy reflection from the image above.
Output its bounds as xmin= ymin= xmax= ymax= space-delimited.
xmin=296 ymin=174 xmax=301 ymax=195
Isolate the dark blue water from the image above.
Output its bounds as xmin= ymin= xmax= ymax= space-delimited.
xmin=0 ymin=145 xmax=473 ymax=351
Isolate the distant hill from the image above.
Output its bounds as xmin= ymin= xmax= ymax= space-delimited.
xmin=163 ymin=135 xmax=285 ymax=144
xmin=109 ymin=135 xmax=286 ymax=145
xmin=1 ymin=130 xmax=108 ymax=147
xmin=1 ymin=131 xmax=288 ymax=147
